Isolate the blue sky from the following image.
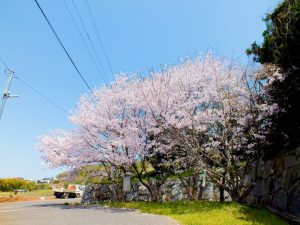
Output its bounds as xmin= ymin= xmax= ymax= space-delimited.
xmin=0 ymin=0 xmax=280 ymax=179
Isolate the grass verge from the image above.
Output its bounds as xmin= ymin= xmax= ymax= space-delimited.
xmin=103 ymin=201 xmax=288 ymax=225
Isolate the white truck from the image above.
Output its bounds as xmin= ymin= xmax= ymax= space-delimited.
xmin=52 ymin=184 xmax=85 ymax=198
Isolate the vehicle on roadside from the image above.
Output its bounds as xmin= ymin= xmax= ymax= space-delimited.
xmin=13 ymin=189 xmax=28 ymax=194
xmin=52 ymin=184 xmax=85 ymax=198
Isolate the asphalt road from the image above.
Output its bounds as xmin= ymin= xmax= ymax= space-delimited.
xmin=0 ymin=199 xmax=178 ymax=225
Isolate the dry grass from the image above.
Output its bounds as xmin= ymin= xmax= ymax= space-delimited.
xmin=0 ymin=189 xmax=54 ymax=203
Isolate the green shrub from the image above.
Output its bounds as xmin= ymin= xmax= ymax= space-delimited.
xmin=0 ymin=178 xmax=50 ymax=192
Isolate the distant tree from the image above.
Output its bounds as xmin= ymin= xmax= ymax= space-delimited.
xmin=246 ymin=0 xmax=300 ymax=153
xmin=0 ymin=178 xmax=46 ymax=192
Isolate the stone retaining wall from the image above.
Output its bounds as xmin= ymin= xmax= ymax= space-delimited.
xmin=81 ymin=178 xmax=228 ymax=204
xmin=245 ymin=147 xmax=300 ymax=218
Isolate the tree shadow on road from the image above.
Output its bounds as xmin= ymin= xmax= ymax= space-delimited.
xmin=31 ymin=202 xmax=138 ymax=214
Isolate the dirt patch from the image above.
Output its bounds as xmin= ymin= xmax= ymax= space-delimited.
xmin=0 ymin=196 xmax=54 ymax=203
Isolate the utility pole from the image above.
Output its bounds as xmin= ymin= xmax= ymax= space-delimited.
xmin=0 ymin=70 xmax=18 ymax=120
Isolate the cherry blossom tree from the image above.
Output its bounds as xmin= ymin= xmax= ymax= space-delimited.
xmin=127 ymin=55 xmax=278 ymax=202
xmin=38 ymin=54 xmax=278 ymax=202
xmin=38 ymin=75 xmax=167 ymax=201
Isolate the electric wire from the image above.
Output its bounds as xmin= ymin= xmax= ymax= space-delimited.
xmin=15 ymin=76 xmax=68 ymax=114
xmin=85 ymin=0 xmax=114 ymax=76
xmin=63 ymin=0 xmax=104 ymax=80
xmin=0 ymin=55 xmax=68 ymax=114
xmin=33 ymin=0 xmax=91 ymax=90
xmin=0 ymin=56 xmax=9 ymax=71
xmin=71 ymin=0 xmax=108 ymax=80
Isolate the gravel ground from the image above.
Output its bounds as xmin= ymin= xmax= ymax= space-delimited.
xmin=0 ymin=199 xmax=178 ymax=225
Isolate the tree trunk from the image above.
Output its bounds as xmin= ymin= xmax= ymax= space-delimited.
xmin=219 ymin=173 xmax=226 ymax=202
xmin=219 ymin=187 xmax=225 ymax=202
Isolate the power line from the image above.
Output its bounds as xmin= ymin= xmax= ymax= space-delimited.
xmin=15 ymin=76 xmax=68 ymax=114
xmin=33 ymin=0 xmax=91 ymax=91
xmin=0 ymin=56 xmax=9 ymax=71
xmin=63 ymin=0 xmax=104 ymax=80
xmin=71 ymin=0 xmax=108 ymax=80
xmin=0 ymin=55 xmax=67 ymax=114
xmin=85 ymin=0 xmax=114 ymax=76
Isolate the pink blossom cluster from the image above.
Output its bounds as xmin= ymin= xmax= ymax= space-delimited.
xmin=37 ymin=55 xmax=277 ymax=180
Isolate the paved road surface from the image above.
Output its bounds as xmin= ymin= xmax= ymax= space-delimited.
xmin=0 ymin=199 xmax=178 ymax=225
